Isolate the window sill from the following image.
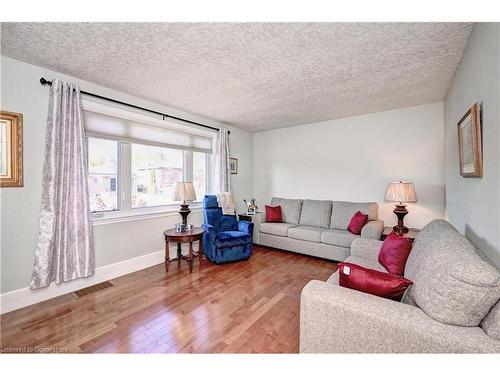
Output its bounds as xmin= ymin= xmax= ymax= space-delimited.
xmin=92 ymin=206 xmax=203 ymax=226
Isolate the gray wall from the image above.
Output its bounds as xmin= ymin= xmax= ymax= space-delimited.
xmin=0 ymin=56 xmax=254 ymax=293
xmin=444 ymin=23 xmax=500 ymax=267
xmin=254 ymin=103 xmax=446 ymax=230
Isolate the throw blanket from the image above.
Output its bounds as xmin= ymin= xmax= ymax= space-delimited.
xmin=217 ymin=192 xmax=236 ymax=215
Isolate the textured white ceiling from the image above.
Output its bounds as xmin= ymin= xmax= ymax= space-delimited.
xmin=1 ymin=23 xmax=472 ymax=131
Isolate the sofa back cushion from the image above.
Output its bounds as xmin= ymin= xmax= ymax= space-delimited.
xmin=299 ymin=200 xmax=333 ymax=228
xmin=330 ymin=201 xmax=378 ymax=230
xmin=270 ymin=197 xmax=303 ymax=225
xmin=404 ymin=219 xmax=500 ymax=327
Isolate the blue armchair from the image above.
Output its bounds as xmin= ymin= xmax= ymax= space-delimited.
xmin=202 ymin=195 xmax=254 ymax=264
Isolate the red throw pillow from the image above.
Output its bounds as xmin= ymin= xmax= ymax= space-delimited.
xmin=338 ymin=262 xmax=413 ymax=301
xmin=378 ymin=232 xmax=412 ymax=276
xmin=265 ymin=205 xmax=283 ymax=223
xmin=347 ymin=211 xmax=369 ymax=235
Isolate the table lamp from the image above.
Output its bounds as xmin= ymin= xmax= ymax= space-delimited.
xmin=173 ymin=182 xmax=197 ymax=225
xmin=385 ymin=181 xmax=417 ymax=234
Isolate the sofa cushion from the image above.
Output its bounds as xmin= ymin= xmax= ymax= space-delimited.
xmin=216 ymin=231 xmax=252 ymax=248
xmin=265 ymin=205 xmax=283 ymax=222
xmin=347 ymin=211 xmax=369 ymax=235
xmin=260 ymin=222 xmax=297 ymax=237
xmin=270 ymin=197 xmax=303 ymax=224
xmin=379 ymin=232 xmax=412 ymax=276
xmin=344 ymin=255 xmax=387 ymax=273
xmin=327 ymin=271 xmax=340 ymax=285
xmin=330 ymin=201 xmax=378 ymax=230
xmin=327 ymin=255 xmax=387 ymax=286
xmin=404 ymin=219 xmax=500 ymax=326
xmin=299 ymin=200 xmax=333 ymax=228
xmin=321 ymin=229 xmax=358 ymax=248
xmin=288 ymin=226 xmax=323 ymax=243
xmin=481 ymin=299 xmax=500 ymax=340
xmin=338 ymin=262 xmax=413 ymax=301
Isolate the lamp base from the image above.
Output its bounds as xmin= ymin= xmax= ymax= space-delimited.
xmin=179 ymin=203 xmax=191 ymax=226
xmin=392 ymin=204 xmax=409 ymax=234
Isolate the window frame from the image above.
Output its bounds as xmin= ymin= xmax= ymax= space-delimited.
xmin=88 ymin=136 xmax=209 ymax=222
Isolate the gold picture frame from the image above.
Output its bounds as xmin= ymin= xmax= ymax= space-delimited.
xmin=457 ymin=103 xmax=482 ymax=178
xmin=1 ymin=110 xmax=23 ymax=187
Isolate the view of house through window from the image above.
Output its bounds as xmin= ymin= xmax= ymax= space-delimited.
xmin=193 ymin=151 xmax=207 ymax=202
xmin=88 ymin=137 xmax=119 ymax=213
xmin=87 ymin=136 xmax=208 ymax=216
xmin=131 ymin=144 xmax=184 ymax=208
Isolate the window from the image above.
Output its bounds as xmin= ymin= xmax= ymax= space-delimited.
xmin=131 ymin=144 xmax=184 ymax=208
xmin=87 ymin=136 xmax=209 ymax=219
xmin=88 ymin=138 xmax=119 ymax=212
xmin=193 ymin=152 xmax=207 ymax=202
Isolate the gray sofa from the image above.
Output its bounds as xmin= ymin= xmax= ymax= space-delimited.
xmin=300 ymin=220 xmax=500 ymax=353
xmin=255 ymin=197 xmax=384 ymax=261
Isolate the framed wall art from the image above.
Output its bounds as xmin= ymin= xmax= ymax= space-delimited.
xmin=1 ymin=110 xmax=23 ymax=187
xmin=457 ymin=103 xmax=482 ymax=178
xmin=229 ymin=157 xmax=238 ymax=174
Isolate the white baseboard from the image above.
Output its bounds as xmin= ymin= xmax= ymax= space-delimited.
xmin=0 ymin=249 xmax=164 ymax=314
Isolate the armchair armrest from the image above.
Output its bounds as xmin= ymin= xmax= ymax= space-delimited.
xmin=201 ymin=223 xmax=216 ymax=241
xmin=300 ymin=280 xmax=500 ymax=353
xmin=361 ymin=219 xmax=384 ymax=240
xmin=238 ymin=221 xmax=254 ymax=236
xmin=201 ymin=223 xmax=216 ymax=259
xmin=202 ymin=223 xmax=215 ymax=232
xmin=350 ymin=238 xmax=383 ymax=261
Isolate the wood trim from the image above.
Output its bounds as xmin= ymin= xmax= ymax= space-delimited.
xmin=0 ymin=110 xmax=23 ymax=187
xmin=457 ymin=103 xmax=482 ymax=178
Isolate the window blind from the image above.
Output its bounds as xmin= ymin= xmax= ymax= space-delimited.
xmin=82 ymin=100 xmax=214 ymax=153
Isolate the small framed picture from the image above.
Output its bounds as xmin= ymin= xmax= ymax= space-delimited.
xmin=1 ymin=110 xmax=23 ymax=187
xmin=457 ymin=103 xmax=482 ymax=178
xmin=229 ymin=157 xmax=238 ymax=174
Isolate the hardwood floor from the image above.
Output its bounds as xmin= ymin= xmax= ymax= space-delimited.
xmin=0 ymin=246 xmax=337 ymax=353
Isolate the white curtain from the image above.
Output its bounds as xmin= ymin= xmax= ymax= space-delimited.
xmin=30 ymin=79 xmax=94 ymax=289
xmin=212 ymin=128 xmax=231 ymax=193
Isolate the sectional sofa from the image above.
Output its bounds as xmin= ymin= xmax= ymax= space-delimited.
xmin=300 ymin=220 xmax=500 ymax=353
xmin=255 ymin=197 xmax=384 ymax=261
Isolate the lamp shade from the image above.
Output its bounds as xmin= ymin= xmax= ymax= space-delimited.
xmin=173 ymin=182 xmax=197 ymax=202
xmin=385 ymin=181 xmax=417 ymax=204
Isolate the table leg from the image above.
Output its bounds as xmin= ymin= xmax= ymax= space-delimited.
xmin=177 ymin=242 xmax=182 ymax=268
xmin=198 ymin=238 xmax=203 ymax=261
xmin=165 ymin=238 xmax=169 ymax=272
xmin=188 ymin=241 xmax=194 ymax=273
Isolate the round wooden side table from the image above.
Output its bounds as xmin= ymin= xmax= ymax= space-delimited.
xmin=163 ymin=227 xmax=204 ymax=273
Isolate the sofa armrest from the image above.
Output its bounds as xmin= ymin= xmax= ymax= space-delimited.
xmin=300 ymin=280 xmax=500 ymax=353
xmin=238 ymin=221 xmax=254 ymax=236
xmin=350 ymin=238 xmax=383 ymax=261
xmin=361 ymin=219 xmax=384 ymax=240
xmin=252 ymin=212 xmax=266 ymax=244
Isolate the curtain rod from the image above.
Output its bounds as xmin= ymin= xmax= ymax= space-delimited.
xmin=39 ymin=77 xmax=228 ymax=134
